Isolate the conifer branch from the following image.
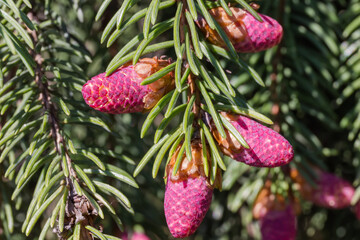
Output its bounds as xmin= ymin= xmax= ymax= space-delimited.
xmin=27 ymin=14 xmax=77 ymax=180
xmin=270 ymin=0 xmax=286 ymax=133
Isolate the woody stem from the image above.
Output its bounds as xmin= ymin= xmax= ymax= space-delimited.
xmin=180 ymin=2 xmax=202 ymax=123
xmin=270 ymin=0 xmax=286 ymax=133
xmin=188 ymin=74 xmax=201 ymax=120
xmin=28 ymin=14 xmax=77 ymax=181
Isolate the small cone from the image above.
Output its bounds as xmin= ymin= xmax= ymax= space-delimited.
xmin=291 ymin=168 xmax=354 ymax=209
xmin=164 ymin=175 xmax=213 ymax=238
xmin=260 ymin=205 xmax=297 ymax=240
xmin=212 ymin=113 xmax=294 ymax=167
xmin=197 ymin=7 xmax=283 ymax=53
xmin=253 ymin=182 xmax=298 ymax=239
xmin=131 ymin=232 xmax=150 ymax=240
xmin=82 ymin=57 xmax=174 ymax=114
xmin=164 ymin=142 xmax=219 ymax=238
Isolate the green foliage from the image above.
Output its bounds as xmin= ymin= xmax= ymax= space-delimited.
xmin=0 ymin=0 xmax=139 ymax=239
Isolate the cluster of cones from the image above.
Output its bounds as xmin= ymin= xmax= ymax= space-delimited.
xmin=163 ymin=114 xmax=294 ymax=238
xmin=82 ymin=6 xmax=283 ymax=116
xmin=253 ymin=167 xmax=360 ymax=240
xmin=79 ymin=3 xmax=314 ymax=239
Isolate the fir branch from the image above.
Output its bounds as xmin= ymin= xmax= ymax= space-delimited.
xmin=25 ymin=12 xmax=100 ymax=240
xmin=269 ymin=0 xmax=286 ymax=133
xmin=27 ymin=14 xmax=76 ymax=180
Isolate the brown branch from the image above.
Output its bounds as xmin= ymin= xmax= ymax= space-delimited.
xmin=27 ymin=13 xmax=77 ymax=180
xmin=181 ymin=1 xmax=202 ymax=127
xmin=188 ymin=74 xmax=201 ymax=120
xmin=271 ymin=1 xmax=295 ymax=183
xmin=27 ymin=13 xmax=100 ymax=240
xmin=270 ymin=0 xmax=286 ymax=133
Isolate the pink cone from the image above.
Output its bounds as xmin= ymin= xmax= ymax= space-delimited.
xmin=198 ymin=7 xmax=283 ymax=53
xmin=311 ymin=170 xmax=354 ymax=209
xmin=260 ymin=206 xmax=297 ymax=240
xmin=164 ymin=175 xmax=213 ymax=238
xmin=215 ymin=115 xmax=294 ymax=167
xmin=233 ymin=12 xmax=283 ymax=53
xmin=82 ymin=58 xmax=174 ymax=114
xmin=82 ymin=65 xmax=151 ymax=114
xmin=131 ymin=232 xmax=151 ymax=240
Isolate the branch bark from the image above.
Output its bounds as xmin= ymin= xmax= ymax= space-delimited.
xmin=27 ymin=12 xmax=98 ymax=240
xmin=270 ymin=0 xmax=286 ymax=133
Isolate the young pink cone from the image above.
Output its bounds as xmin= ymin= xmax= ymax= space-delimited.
xmin=312 ymin=171 xmax=354 ymax=208
xmin=82 ymin=57 xmax=174 ymax=114
xmin=164 ymin=142 xmax=220 ymax=238
xmin=254 ymin=182 xmax=298 ymax=239
xmin=291 ymin=168 xmax=354 ymax=209
xmin=197 ymin=7 xmax=283 ymax=53
xmin=164 ymin=175 xmax=213 ymax=238
xmin=131 ymin=232 xmax=151 ymax=240
xmin=213 ymin=113 xmax=294 ymax=167
xmin=260 ymin=205 xmax=297 ymax=240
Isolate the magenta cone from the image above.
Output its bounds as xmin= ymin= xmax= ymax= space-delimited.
xmin=214 ymin=115 xmax=294 ymax=167
xmin=82 ymin=66 xmax=151 ymax=114
xmin=232 ymin=116 xmax=293 ymax=167
xmin=164 ymin=175 xmax=213 ymax=238
xmin=260 ymin=206 xmax=297 ymax=240
xmin=311 ymin=171 xmax=354 ymax=209
xmin=82 ymin=58 xmax=174 ymax=114
xmin=234 ymin=12 xmax=283 ymax=52
xmin=198 ymin=7 xmax=283 ymax=53
xmin=131 ymin=232 xmax=150 ymax=240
